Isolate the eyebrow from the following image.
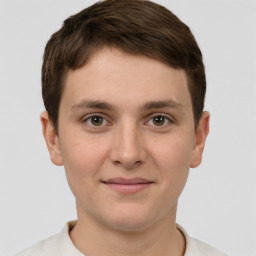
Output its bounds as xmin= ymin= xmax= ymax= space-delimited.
xmin=70 ymin=100 xmax=115 ymax=112
xmin=70 ymin=99 xmax=183 ymax=112
xmin=141 ymin=100 xmax=184 ymax=111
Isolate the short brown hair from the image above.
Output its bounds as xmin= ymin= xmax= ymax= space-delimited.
xmin=42 ymin=0 xmax=206 ymax=131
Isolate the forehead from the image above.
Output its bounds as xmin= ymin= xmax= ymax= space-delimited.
xmin=62 ymin=47 xmax=192 ymax=112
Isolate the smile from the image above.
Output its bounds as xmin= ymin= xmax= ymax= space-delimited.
xmin=102 ymin=178 xmax=154 ymax=194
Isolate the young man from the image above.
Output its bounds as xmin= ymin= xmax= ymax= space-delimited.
xmin=15 ymin=0 xmax=227 ymax=255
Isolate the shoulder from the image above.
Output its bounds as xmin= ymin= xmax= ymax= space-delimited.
xmin=177 ymin=224 xmax=228 ymax=256
xmin=13 ymin=221 xmax=82 ymax=256
xmin=13 ymin=233 xmax=60 ymax=256
xmin=186 ymin=237 xmax=228 ymax=256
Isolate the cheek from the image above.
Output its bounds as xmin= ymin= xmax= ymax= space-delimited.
xmin=151 ymin=134 xmax=193 ymax=166
xmin=149 ymin=134 xmax=194 ymax=190
xmin=59 ymin=134 xmax=110 ymax=191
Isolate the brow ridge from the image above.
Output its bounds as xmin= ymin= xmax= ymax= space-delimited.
xmin=70 ymin=100 xmax=115 ymax=112
xmin=70 ymin=99 xmax=183 ymax=112
xmin=142 ymin=100 xmax=184 ymax=110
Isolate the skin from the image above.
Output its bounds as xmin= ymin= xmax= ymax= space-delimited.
xmin=41 ymin=47 xmax=209 ymax=256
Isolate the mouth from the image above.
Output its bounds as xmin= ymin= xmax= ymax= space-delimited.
xmin=102 ymin=177 xmax=154 ymax=194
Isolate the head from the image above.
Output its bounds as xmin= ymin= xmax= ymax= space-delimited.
xmin=40 ymin=0 xmax=209 ymax=233
xmin=42 ymin=0 xmax=206 ymax=132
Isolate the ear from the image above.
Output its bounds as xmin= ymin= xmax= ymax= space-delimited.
xmin=40 ymin=111 xmax=63 ymax=166
xmin=190 ymin=111 xmax=210 ymax=168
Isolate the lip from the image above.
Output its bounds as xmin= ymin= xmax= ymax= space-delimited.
xmin=102 ymin=177 xmax=153 ymax=194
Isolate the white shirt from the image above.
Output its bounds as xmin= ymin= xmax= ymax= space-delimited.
xmin=14 ymin=221 xmax=228 ymax=256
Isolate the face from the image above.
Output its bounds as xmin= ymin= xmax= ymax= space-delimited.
xmin=41 ymin=47 xmax=209 ymax=232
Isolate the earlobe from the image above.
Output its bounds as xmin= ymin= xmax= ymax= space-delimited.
xmin=40 ymin=111 xmax=63 ymax=166
xmin=190 ymin=111 xmax=210 ymax=168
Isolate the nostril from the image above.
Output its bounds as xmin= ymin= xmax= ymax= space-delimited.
xmin=114 ymin=160 xmax=121 ymax=166
xmin=134 ymin=160 xmax=142 ymax=166
xmin=113 ymin=159 xmax=142 ymax=169
xmin=109 ymin=137 xmax=147 ymax=168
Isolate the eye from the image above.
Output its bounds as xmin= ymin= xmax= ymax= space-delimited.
xmin=147 ymin=115 xmax=171 ymax=127
xmin=84 ymin=115 xmax=108 ymax=127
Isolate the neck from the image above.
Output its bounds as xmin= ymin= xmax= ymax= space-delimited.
xmin=70 ymin=204 xmax=186 ymax=256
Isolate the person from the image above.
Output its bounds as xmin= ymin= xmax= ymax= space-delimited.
xmin=14 ymin=0 xmax=228 ymax=255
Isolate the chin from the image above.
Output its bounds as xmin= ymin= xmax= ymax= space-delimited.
xmin=101 ymin=205 xmax=158 ymax=232
xmin=107 ymin=218 xmax=153 ymax=232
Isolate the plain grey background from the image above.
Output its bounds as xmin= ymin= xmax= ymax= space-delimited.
xmin=0 ymin=0 xmax=255 ymax=255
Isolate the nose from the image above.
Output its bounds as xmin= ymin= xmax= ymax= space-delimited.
xmin=109 ymin=122 xmax=147 ymax=169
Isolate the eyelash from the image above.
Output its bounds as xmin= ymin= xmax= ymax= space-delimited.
xmin=81 ymin=113 xmax=173 ymax=129
xmin=82 ymin=113 xmax=110 ymax=129
xmin=146 ymin=114 xmax=172 ymax=127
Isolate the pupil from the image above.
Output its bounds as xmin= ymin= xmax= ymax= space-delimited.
xmin=92 ymin=116 xmax=103 ymax=126
xmin=153 ymin=116 xmax=165 ymax=126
